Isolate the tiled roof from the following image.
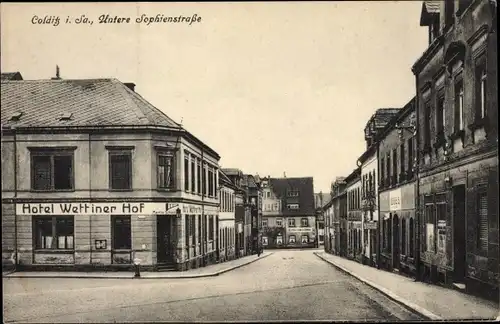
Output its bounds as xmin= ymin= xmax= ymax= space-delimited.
xmin=270 ymin=177 xmax=315 ymax=216
xmin=1 ymin=72 xmax=23 ymax=80
xmin=1 ymin=78 xmax=180 ymax=129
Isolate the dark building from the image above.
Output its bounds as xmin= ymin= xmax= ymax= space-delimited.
xmin=377 ymin=97 xmax=418 ymax=277
xmin=325 ymin=177 xmax=347 ymax=255
xmin=261 ymin=177 xmax=316 ymax=248
xmin=241 ymin=174 xmax=262 ymax=254
xmin=412 ymin=0 xmax=498 ymax=300
xmin=1 ymin=72 xmax=23 ymax=81
xmin=345 ymin=168 xmax=362 ymax=262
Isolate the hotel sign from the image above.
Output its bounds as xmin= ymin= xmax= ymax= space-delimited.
xmin=17 ymin=202 xmax=183 ymax=216
xmin=389 ymin=189 xmax=402 ymax=211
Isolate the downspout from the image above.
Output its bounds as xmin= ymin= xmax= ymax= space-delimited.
xmin=201 ymin=149 xmax=205 ymax=266
xmin=13 ymin=126 xmax=18 ymax=271
xmin=88 ymin=133 xmax=92 ymax=265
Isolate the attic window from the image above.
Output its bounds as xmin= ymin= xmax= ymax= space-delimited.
xmin=59 ymin=113 xmax=73 ymax=121
xmin=10 ymin=111 xmax=23 ymax=121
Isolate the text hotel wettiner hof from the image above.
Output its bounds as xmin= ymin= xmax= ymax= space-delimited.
xmin=31 ymin=14 xmax=203 ymax=27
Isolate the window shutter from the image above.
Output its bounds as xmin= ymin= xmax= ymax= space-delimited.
xmin=478 ymin=192 xmax=488 ymax=253
xmin=488 ymin=169 xmax=499 ymax=230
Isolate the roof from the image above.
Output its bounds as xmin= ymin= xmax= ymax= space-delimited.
xmin=1 ymin=78 xmax=180 ymax=128
xmin=1 ymin=77 xmax=220 ymax=159
xmin=370 ymin=108 xmax=401 ymax=129
xmin=420 ymin=1 xmax=440 ymax=26
xmin=222 ymin=168 xmax=243 ymax=176
xmin=344 ymin=168 xmax=361 ymax=186
xmin=269 ymin=177 xmax=315 ymax=216
xmin=219 ymin=169 xmax=237 ymax=190
xmin=1 ymin=72 xmax=23 ymax=80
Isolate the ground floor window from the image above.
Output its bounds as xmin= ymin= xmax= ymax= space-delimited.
xmin=409 ymin=218 xmax=414 ymax=257
xmin=34 ymin=215 xmax=74 ymax=249
xmin=276 ymin=235 xmax=283 ymax=245
xmin=401 ymin=218 xmax=406 ymax=255
xmin=424 ymin=204 xmax=435 ymax=252
xmin=289 ymin=235 xmax=296 ymax=243
xmin=262 ymin=236 xmax=268 ymax=246
xmin=301 ymin=235 xmax=308 ymax=243
xmin=112 ymin=215 xmax=131 ymax=249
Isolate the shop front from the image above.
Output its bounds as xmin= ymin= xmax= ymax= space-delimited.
xmin=13 ymin=201 xmax=218 ymax=271
xmin=286 ymin=227 xmax=316 ymax=248
xmin=379 ymin=184 xmax=417 ymax=275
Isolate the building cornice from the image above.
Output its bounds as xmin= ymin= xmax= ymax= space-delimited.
xmin=411 ymin=35 xmax=445 ymax=75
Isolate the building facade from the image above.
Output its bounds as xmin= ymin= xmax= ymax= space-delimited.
xmin=1 ymin=76 xmax=221 ymax=272
xmin=377 ymin=98 xmax=418 ymax=277
xmin=222 ymin=168 xmax=247 ymax=257
xmin=218 ymin=170 xmax=237 ymax=262
xmin=260 ymin=177 xmax=285 ymax=248
xmin=413 ymin=0 xmax=498 ymax=299
xmin=345 ymin=169 xmax=362 ymax=262
xmin=314 ymin=192 xmax=329 ymax=246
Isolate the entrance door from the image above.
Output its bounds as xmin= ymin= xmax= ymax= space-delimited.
xmin=157 ymin=217 xmax=175 ymax=264
xmin=393 ymin=214 xmax=400 ymax=270
xmin=453 ymin=185 xmax=466 ymax=282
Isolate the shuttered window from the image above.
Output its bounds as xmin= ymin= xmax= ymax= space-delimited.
xmin=477 ymin=191 xmax=488 ymax=253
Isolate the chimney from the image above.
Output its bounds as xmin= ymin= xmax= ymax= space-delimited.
xmin=124 ymin=82 xmax=136 ymax=92
xmin=51 ymin=65 xmax=62 ymax=80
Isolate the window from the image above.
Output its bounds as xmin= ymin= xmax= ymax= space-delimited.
xmin=477 ymin=191 xmax=488 ymax=253
xmin=287 ymin=190 xmax=299 ymax=197
xmin=380 ymin=157 xmax=385 ymax=188
xmin=262 ymin=218 xmax=268 ymax=227
xmin=424 ymin=102 xmax=432 ymax=148
xmin=408 ymin=138 xmax=414 ymax=178
xmin=301 ymin=218 xmax=309 ymax=227
xmin=202 ymin=164 xmax=207 ymax=195
xmin=209 ymin=215 xmax=214 ymax=241
xmin=158 ymin=154 xmax=174 ymax=189
xmin=409 ymin=218 xmax=414 ymax=258
xmin=191 ymin=158 xmax=196 ymax=193
xmin=198 ymin=215 xmax=202 ymax=244
xmin=401 ymin=218 xmax=406 ymax=255
xmin=208 ymin=168 xmax=214 ymax=197
xmin=455 ymin=80 xmax=464 ymax=132
xmin=289 ymin=235 xmax=296 ymax=243
xmin=392 ymin=149 xmax=398 ymax=184
xmin=425 ymin=204 xmax=436 ymax=252
xmin=191 ymin=215 xmax=196 ymax=246
xmin=34 ymin=216 xmax=74 ymax=249
xmin=111 ymin=215 xmax=131 ymax=250
xmin=287 ymin=204 xmax=299 ymax=210
xmin=476 ymin=62 xmax=487 ymax=120
xmin=301 ymin=235 xmax=309 ymax=244
xmin=31 ymin=149 xmax=74 ymax=191
xmin=197 ymin=160 xmax=202 ymax=194
xmin=400 ymin=143 xmax=405 ymax=181
xmin=436 ymin=95 xmax=445 ymax=136
xmin=288 ymin=218 xmax=296 ymax=227
xmin=276 ymin=218 xmax=283 ymax=227
xmin=184 ymin=155 xmax=190 ymax=191
xmin=185 ymin=216 xmax=190 ymax=248
xmin=386 ymin=153 xmax=391 ymax=186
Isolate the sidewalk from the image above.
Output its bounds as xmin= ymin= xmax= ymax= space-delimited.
xmin=3 ymin=252 xmax=272 ymax=279
xmin=314 ymin=252 xmax=500 ymax=321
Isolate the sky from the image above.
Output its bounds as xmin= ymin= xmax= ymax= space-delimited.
xmin=1 ymin=1 xmax=428 ymax=194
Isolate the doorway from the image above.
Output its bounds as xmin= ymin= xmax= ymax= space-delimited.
xmin=157 ymin=217 xmax=175 ymax=264
xmin=393 ymin=214 xmax=400 ymax=270
xmin=453 ymin=185 xmax=466 ymax=283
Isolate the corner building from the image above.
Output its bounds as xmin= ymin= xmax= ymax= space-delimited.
xmin=1 ymin=76 xmax=221 ymax=271
xmin=413 ymin=1 xmax=498 ymax=299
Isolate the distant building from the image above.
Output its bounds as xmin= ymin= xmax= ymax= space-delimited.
xmin=1 ymin=75 xmax=220 ymax=272
xmin=314 ymin=192 xmax=329 ymax=245
xmin=218 ymin=170 xmax=237 ymax=262
xmin=261 ymin=177 xmax=316 ymax=249
xmin=345 ymin=168 xmax=362 ymax=262
xmin=412 ymin=0 xmax=498 ymax=299
xmin=1 ymin=72 xmax=23 ymax=81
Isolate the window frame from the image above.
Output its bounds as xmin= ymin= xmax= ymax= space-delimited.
xmin=276 ymin=218 xmax=283 ymax=227
xmin=33 ymin=215 xmax=75 ymax=250
xmin=157 ymin=150 xmax=176 ymax=190
xmin=454 ymin=77 xmax=465 ymax=132
xmin=301 ymin=218 xmax=309 ymax=227
xmin=108 ymin=147 xmax=134 ymax=191
xmin=111 ymin=215 xmax=132 ymax=250
xmin=30 ymin=147 xmax=76 ymax=192
xmin=289 ymin=234 xmax=296 ymax=244
xmin=288 ymin=218 xmax=296 ymax=227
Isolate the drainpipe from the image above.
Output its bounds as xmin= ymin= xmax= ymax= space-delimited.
xmin=201 ymin=149 xmax=205 ymax=266
xmin=13 ymin=126 xmax=18 ymax=271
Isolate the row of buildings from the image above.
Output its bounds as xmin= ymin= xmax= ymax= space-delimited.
xmin=322 ymin=0 xmax=498 ymax=301
xmin=0 ymin=71 xmax=266 ymax=272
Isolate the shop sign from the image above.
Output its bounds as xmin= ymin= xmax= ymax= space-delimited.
xmin=288 ymin=227 xmax=313 ymax=233
xmin=364 ymin=222 xmax=377 ymax=230
xmin=16 ymin=202 xmax=182 ymax=216
xmin=94 ymin=239 xmax=107 ymax=250
xmin=389 ymin=189 xmax=402 ymax=211
xmin=182 ymin=204 xmax=203 ymax=214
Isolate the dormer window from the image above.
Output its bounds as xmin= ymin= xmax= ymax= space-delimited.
xmin=10 ymin=111 xmax=23 ymax=121
xmin=287 ymin=190 xmax=299 ymax=197
xmin=59 ymin=112 xmax=73 ymax=121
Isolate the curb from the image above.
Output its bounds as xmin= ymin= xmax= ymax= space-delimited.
xmin=313 ymin=252 xmax=443 ymax=321
xmin=3 ymin=252 xmax=273 ymax=280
